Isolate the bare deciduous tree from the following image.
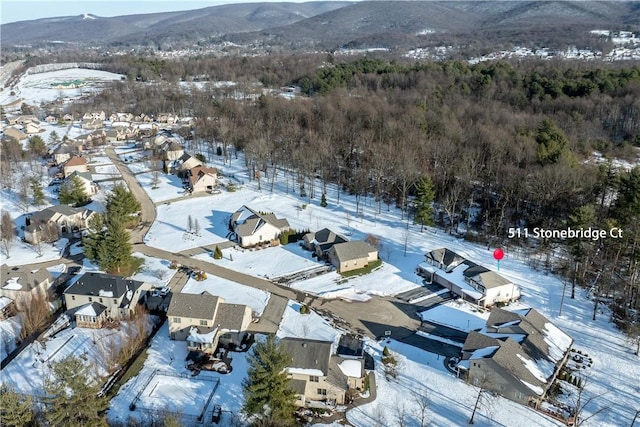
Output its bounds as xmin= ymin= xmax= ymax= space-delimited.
xmin=19 ymin=289 xmax=51 ymax=339
xmin=412 ymin=387 xmax=430 ymax=427
xmin=468 ymin=368 xmax=496 ymax=424
xmin=1 ymin=210 xmax=15 ymax=258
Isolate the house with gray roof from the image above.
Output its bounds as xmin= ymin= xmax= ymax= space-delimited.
xmin=64 ymin=272 xmax=152 ymax=327
xmin=327 ymin=241 xmax=378 ymax=273
xmin=280 ymin=337 xmax=365 ymax=407
xmin=167 ymin=292 xmax=252 ymax=353
xmin=419 ymin=248 xmax=521 ymax=308
xmin=457 ymin=308 xmax=573 ymax=408
xmin=0 ymin=265 xmax=54 ymax=310
xmin=303 ymin=228 xmax=349 ymax=259
xmin=24 ymin=205 xmax=95 ymax=244
xmin=230 ymin=205 xmax=290 ymax=248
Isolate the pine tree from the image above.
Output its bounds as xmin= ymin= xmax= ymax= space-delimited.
xmin=243 ymin=335 xmax=296 ymax=426
xmin=60 ymin=175 xmax=89 ymax=206
xmin=415 ymin=175 xmax=435 ymax=232
xmin=27 ymin=135 xmax=46 ymax=157
xmin=30 ymin=179 xmax=45 ymax=206
xmin=106 ymin=183 xmax=141 ymax=226
xmin=43 ymin=355 xmax=109 ymax=427
xmin=535 ymin=118 xmax=568 ymax=165
xmin=0 ymin=385 xmax=35 ymax=427
xmin=83 ymin=214 xmax=132 ymax=273
xmin=48 ymin=130 xmax=60 ymax=145
xmin=320 ymin=193 xmax=328 ymax=208
xmin=213 ymin=245 xmax=223 ymax=259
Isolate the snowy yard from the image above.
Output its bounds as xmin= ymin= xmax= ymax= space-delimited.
xmin=130 ymin=252 xmax=177 ymax=288
xmin=144 ymin=198 xmax=233 ymax=251
xmin=1 ymin=321 xmax=149 ymax=395
xmin=194 ymin=244 xmax=325 ymax=280
xmin=108 ymin=322 xmax=250 ymax=426
xmin=276 ymin=300 xmax=342 ymax=344
xmin=134 ymin=172 xmax=184 ymax=203
xmin=181 ymin=276 xmax=270 ymax=315
xmin=347 ymin=339 xmax=561 ymax=427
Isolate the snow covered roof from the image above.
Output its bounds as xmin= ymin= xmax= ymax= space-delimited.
xmin=337 ymin=358 xmax=364 ymax=378
xmin=75 ymin=302 xmax=107 ymax=317
xmin=0 ymin=296 xmax=14 ymax=310
xmin=188 ymin=326 xmax=218 ymax=344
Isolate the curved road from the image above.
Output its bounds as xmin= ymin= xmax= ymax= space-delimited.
xmin=107 ymin=149 xmax=421 ymax=340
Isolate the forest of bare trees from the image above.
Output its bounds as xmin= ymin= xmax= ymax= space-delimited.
xmin=33 ymin=54 xmax=640 ymax=327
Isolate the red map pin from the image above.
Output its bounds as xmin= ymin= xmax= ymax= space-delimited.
xmin=493 ymin=248 xmax=504 ymax=271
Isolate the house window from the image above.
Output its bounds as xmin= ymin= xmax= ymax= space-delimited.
xmin=99 ymin=298 xmax=103 ymax=303
xmin=113 ymin=299 xmax=117 ymax=304
xmin=317 ymin=388 xmax=327 ymax=396
xmin=515 ymin=391 xmax=525 ymax=400
xmin=88 ymin=297 xmax=92 ymax=302
xmin=310 ymin=376 xmax=319 ymax=382
xmin=173 ymin=317 xmax=181 ymax=323
xmin=200 ymin=320 xmax=207 ymax=326
xmin=71 ymin=296 xmax=75 ymax=300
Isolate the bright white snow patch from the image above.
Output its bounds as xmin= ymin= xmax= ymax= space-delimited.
xmin=419 ymin=301 xmax=488 ymax=332
xmin=521 ymin=380 xmax=544 ymax=396
xmin=287 ymin=367 xmax=325 ymax=377
xmin=3 ymin=277 xmax=22 ymax=290
xmin=337 ymin=359 xmax=362 ymax=378
xmin=277 ymin=300 xmax=341 ymax=344
xmin=181 ymin=276 xmax=269 ymax=315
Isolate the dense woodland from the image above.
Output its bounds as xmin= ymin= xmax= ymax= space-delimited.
xmin=17 ymin=55 xmax=640 ymax=328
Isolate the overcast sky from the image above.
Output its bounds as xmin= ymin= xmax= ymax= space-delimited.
xmin=1 ymin=0 xmax=312 ymax=24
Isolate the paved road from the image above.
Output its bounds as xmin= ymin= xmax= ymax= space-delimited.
xmin=105 ymin=147 xmax=156 ymax=244
xmin=19 ymin=149 xmax=424 ymax=345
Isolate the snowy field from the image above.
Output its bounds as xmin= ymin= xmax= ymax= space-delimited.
xmin=181 ymin=276 xmax=270 ymax=315
xmin=144 ymin=198 xmax=233 ymax=251
xmin=0 ymin=237 xmax=67 ymax=266
xmin=134 ymin=172 xmax=184 ymax=203
xmin=0 ymin=68 xmax=124 ymax=106
xmin=0 ymin=315 xmax=23 ymax=361
xmin=108 ymin=322 xmax=249 ymax=426
xmin=347 ymin=339 xmax=561 ymax=427
xmin=276 ymin=300 xmax=342 ymax=344
xmin=194 ymin=244 xmax=324 ymax=280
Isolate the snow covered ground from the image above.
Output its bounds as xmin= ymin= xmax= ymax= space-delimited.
xmin=347 ymin=339 xmax=561 ymax=427
xmin=130 ymin=252 xmax=177 ymax=288
xmin=193 ymin=244 xmax=324 ymax=280
xmin=134 ymin=172 xmax=184 ymax=203
xmin=0 ymin=68 xmax=124 ymax=107
xmin=276 ymin=300 xmax=342 ymax=344
xmin=108 ymin=322 xmax=249 ymax=426
xmin=181 ymin=275 xmax=270 ymax=315
xmin=1 ymin=321 xmax=149 ymax=395
xmin=0 ymin=314 xmax=23 ymax=362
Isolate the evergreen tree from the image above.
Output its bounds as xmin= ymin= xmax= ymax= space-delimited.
xmin=59 ymin=175 xmax=89 ymax=206
xmin=48 ymin=130 xmax=60 ymax=145
xmin=30 ymin=179 xmax=45 ymax=206
xmin=612 ymin=166 xmax=640 ymax=222
xmin=415 ymin=175 xmax=435 ymax=232
xmin=27 ymin=135 xmax=46 ymax=157
xmin=320 ymin=193 xmax=328 ymax=208
xmin=43 ymin=355 xmax=109 ymax=427
xmin=213 ymin=245 xmax=223 ymax=259
xmin=243 ymin=335 xmax=296 ymax=426
xmin=106 ymin=183 xmax=141 ymax=226
xmin=535 ymin=118 xmax=568 ymax=165
xmin=83 ymin=214 xmax=132 ymax=273
xmin=0 ymin=385 xmax=35 ymax=427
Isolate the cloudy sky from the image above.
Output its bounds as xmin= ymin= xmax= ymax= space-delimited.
xmin=1 ymin=0 xmax=307 ymax=24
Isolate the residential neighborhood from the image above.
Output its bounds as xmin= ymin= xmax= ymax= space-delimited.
xmin=1 ymin=18 xmax=639 ymax=426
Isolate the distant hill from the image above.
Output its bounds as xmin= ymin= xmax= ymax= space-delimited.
xmin=1 ymin=1 xmax=638 ymax=50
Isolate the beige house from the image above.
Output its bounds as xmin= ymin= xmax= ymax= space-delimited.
xmin=420 ymin=248 xmax=521 ymax=308
xmin=63 ymin=156 xmax=88 ymax=178
xmin=3 ymin=127 xmax=27 ymax=141
xmin=7 ymin=115 xmax=39 ymax=126
xmin=328 ymin=241 xmax=378 ymax=273
xmin=303 ymin=228 xmax=349 ymax=259
xmin=52 ymin=143 xmax=82 ymax=165
xmin=25 ymin=122 xmax=42 ymax=134
xmin=281 ymin=337 xmax=365 ymax=407
xmin=64 ymin=272 xmax=152 ymax=326
xmin=167 ymin=292 xmax=252 ymax=353
xmin=230 ymin=205 xmax=290 ymax=247
xmin=25 ymin=205 xmax=95 ymax=244
xmin=174 ymin=153 xmax=204 ymax=176
xmin=62 ymin=171 xmax=97 ymax=196
xmin=0 ymin=265 xmax=54 ymax=310
xmin=109 ymin=112 xmax=134 ymax=122
xmin=188 ymin=165 xmax=218 ymax=193
xmin=81 ymin=118 xmax=104 ymax=130
xmin=162 ymin=141 xmax=184 ymax=162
